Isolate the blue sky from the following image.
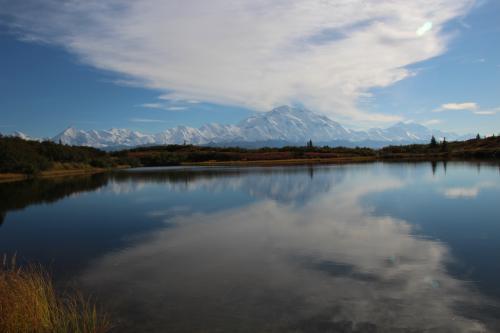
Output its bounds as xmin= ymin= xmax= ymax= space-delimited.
xmin=0 ymin=0 xmax=499 ymax=138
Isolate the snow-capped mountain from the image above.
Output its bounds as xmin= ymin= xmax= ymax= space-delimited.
xmin=6 ymin=131 xmax=41 ymax=141
xmin=236 ymin=105 xmax=353 ymax=142
xmin=52 ymin=128 xmax=156 ymax=148
xmin=365 ymin=122 xmax=453 ymax=143
xmin=11 ymin=131 xmax=32 ymax=140
xmin=49 ymin=106 xmax=466 ymax=149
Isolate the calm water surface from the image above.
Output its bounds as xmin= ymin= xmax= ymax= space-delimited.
xmin=1 ymin=162 xmax=500 ymax=332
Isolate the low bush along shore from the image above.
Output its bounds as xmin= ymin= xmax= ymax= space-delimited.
xmin=0 ymin=255 xmax=112 ymax=333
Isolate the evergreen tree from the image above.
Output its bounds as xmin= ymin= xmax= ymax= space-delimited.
xmin=430 ymin=135 xmax=437 ymax=147
xmin=441 ymin=137 xmax=448 ymax=152
xmin=476 ymin=133 xmax=481 ymax=140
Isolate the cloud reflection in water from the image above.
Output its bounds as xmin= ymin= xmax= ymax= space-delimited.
xmin=81 ymin=166 xmax=493 ymax=332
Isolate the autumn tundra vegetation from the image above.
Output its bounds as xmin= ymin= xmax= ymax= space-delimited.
xmin=0 ymin=133 xmax=499 ymax=177
xmin=0 ymin=255 xmax=112 ymax=333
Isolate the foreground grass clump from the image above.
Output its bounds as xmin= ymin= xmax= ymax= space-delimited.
xmin=0 ymin=255 xmax=112 ymax=333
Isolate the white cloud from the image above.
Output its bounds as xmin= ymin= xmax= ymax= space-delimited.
xmin=434 ymin=102 xmax=500 ymax=115
xmin=416 ymin=21 xmax=433 ymax=36
xmin=129 ymin=118 xmax=167 ymax=123
xmin=423 ymin=119 xmax=442 ymax=126
xmin=436 ymin=102 xmax=479 ymax=111
xmin=473 ymin=108 xmax=500 ymax=116
xmin=138 ymin=103 xmax=187 ymax=111
xmin=139 ymin=103 xmax=164 ymax=109
xmin=1 ymin=0 xmax=474 ymax=124
xmin=166 ymin=106 xmax=187 ymax=111
xmin=474 ymin=111 xmax=495 ymax=115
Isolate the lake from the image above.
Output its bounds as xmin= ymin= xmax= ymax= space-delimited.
xmin=1 ymin=162 xmax=500 ymax=332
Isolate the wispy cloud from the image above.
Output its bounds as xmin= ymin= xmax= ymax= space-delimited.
xmin=166 ymin=106 xmax=187 ymax=111
xmin=138 ymin=103 xmax=187 ymax=112
xmin=423 ymin=119 xmax=442 ymax=126
xmin=139 ymin=103 xmax=164 ymax=109
xmin=434 ymin=102 xmax=500 ymax=115
xmin=435 ymin=102 xmax=478 ymax=112
xmin=473 ymin=108 xmax=500 ymax=116
xmin=1 ymin=0 xmax=474 ymax=124
xmin=129 ymin=118 xmax=167 ymax=123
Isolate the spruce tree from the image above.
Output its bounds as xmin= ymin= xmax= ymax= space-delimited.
xmin=430 ymin=135 xmax=437 ymax=147
xmin=441 ymin=137 xmax=448 ymax=152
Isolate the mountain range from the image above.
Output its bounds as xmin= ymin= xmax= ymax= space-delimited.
xmin=10 ymin=106 xmax=469 ymax=149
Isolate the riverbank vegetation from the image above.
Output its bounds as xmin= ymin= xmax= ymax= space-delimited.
xmin=0 ymin=135 xmax=138 ymax=176
xmin=1 ymin=134 xmax=499 ymax=177
xmin=117 ymin=135 xmax=500 ymax=165
xmin=0 ymin=255 xmax=112 ymax=333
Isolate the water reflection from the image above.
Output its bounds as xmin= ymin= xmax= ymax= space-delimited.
xmin=0 ymin=174 xmax=109 ymax=225
xmin=79 ymin=166 xmax=496 ymax=332
xmin=1 ymin=163 xmax=499 ymax=332
xmin=112 ymin=166 xmax=346 ymax=204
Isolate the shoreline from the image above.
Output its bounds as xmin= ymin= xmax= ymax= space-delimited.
xmin=181 ymin=155 xmax=377 ymax=167
xmin=1 ymin=156 xmax=498 ymax=184
xmin=0 ymin=168 xmax=107 ymax=184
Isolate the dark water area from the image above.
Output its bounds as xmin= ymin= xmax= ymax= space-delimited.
xmin=1 ymin=162 xmax=500 ymax=332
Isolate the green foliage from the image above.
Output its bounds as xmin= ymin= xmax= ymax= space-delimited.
xmin=0 ymin=138 xmax=51 ymax=174
xmin=0 ymin=137 xmax=113 ymax=175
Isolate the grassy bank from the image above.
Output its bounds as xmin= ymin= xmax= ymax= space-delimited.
xmin=0 ymin=167 xmax=108 ymax=184
xmin=0 ymin=256 xmax=112 ymax=333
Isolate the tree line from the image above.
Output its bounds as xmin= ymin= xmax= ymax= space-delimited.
xmin=0 ymin=135 xmax=127 ymax=174
xmin=2 ymin=135 xmax=499 ymax=175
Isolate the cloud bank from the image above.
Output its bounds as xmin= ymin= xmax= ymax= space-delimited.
xmin=0 ymin=0 xmax=474 ymax=123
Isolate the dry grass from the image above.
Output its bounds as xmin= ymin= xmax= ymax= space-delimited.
xmin=0 ymin=255 xmax=112 ymax=333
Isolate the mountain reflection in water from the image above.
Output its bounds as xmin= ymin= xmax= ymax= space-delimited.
xmin=1 ymin=163 xmax=499 ymax=332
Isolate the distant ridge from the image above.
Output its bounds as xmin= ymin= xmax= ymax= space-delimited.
xmin=46 ymin=106 xmax=470 ymax=149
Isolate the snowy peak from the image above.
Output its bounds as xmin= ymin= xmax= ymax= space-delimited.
xmin=47 ymin=105 xmax=467 ymax=148
xmin=53 ymin=127 xmax=156 ymax=148
xmin=238 ymin=106 xmax=350 ymax=142
xmin=381 ymin=122 xmax=452 ymax=141
xmin=11 ymin=131 xmax=32 ymax=140
xmin=5 ymin=131 xmax=41 ymax=141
